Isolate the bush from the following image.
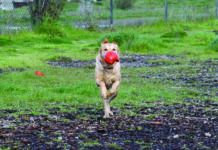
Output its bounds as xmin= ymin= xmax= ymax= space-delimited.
xmin=35 ymin=20 xmax=65 ymax=37
xmin=115 ymin=0 xmax=135 ymax=10
xmin=129 ymin=37 xmax=166 ymax=53
xmin=130 ymin=40 xmax=152 ymax=53
xmin=209 ymin=38 xmax=218 ymax=51
xmin=99 ymin=32 xmax=136 ymax=50
xmin=34 ymin=20 xmax=73 ymax=43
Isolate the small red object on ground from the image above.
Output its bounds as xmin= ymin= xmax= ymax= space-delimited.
xmin=35 ymin=71 xmax=45 ymax=77
xmin=104 ymin=51 xmax=119 ymax=65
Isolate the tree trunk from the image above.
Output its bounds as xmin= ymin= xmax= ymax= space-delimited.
xmin=29 ymin=0 xmax=66 ymax=25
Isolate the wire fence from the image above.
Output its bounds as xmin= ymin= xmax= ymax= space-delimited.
xmin=0 ymin=0 xmax=218 ymax=34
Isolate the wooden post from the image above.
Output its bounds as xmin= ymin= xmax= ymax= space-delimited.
xmin=110 ymin=0 xmax=113 ymax=26
xmin=164 ymin=0 xmax=168 ymax=21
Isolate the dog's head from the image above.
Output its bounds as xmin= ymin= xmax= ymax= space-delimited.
xmin=99 ymin=39 xmax=120 ymax=64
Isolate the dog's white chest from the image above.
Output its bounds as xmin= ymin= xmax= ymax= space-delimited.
xmin=103 ymin=70 xmax=116 ymax=85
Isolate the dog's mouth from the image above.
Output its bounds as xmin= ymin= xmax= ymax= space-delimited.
xmin=103 ymin=51 xmax=120 ymax=65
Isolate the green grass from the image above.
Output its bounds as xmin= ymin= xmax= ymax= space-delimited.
xmin=1 ymin=0 xmax=216 ymax=29
xmin=0 ymin=19 xmax=217 ymax=114
xmin=90 ymin=0 xmax=217 ymax=20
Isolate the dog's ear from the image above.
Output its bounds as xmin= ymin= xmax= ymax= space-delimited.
xmin=102 ymin=39 xmax=109 ymax=44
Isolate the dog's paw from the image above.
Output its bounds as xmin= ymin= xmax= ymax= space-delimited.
xmin=103 ymin=111 xmax=113 ymax=118
xmin=108 ymin=110 xmax=114 ymax=116
xmin=103 ymin=113 xmax=110 ymax=118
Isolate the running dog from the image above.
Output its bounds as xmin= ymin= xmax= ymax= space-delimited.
xmin=95 ymin=40 xmax=121 ymax=118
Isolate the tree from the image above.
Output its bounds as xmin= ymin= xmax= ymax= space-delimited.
xmin=29 ymin=0 xmax=66 ymax=25
xmin=115 ymin=0 xmax=135 ymax=10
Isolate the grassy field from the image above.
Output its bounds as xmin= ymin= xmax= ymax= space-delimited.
xmin=60 ymin=0 xmax=217 ymax=23
xmin=0 ymin=7 xmax=218 ymax=147
xmin=0 ymin=19 xmax=217 ymax=115
xmin=0 ymin=0 xmax=217 ymax=31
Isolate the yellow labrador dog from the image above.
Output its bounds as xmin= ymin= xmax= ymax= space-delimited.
xmin=95 ymin=40 xmax=121 ymax=118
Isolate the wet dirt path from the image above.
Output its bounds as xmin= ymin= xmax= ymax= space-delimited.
xmin=0 ymin=100 xmax=217 ymax=149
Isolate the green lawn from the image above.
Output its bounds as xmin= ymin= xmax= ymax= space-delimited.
xmin=0 ymin=19 xmax=217 ymax=114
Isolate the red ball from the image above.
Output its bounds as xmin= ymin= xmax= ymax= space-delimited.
xmin=35 ymin=70 xmax=45 ymax=77
xmin=104 ymin=51 xmax=119 ymax=65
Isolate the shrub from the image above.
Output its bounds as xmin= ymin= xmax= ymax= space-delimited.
xmin=99 ymin=32 xmax=136 ymax=50
xmin=130 ymin=40 xmax=152 ymax=53
xmin=129 ymin=36 xmax=166 ymax=53
xmin=209 ymin=38 xmax=218 ymax=51
xmin=0 ymin=37 xmax=12 ymax=46
xmin=34 ymin=20 xmax=73 ymax=43
xmin=35 ymin=20 xmax=65 ymax=37
xmin=115 ymin=0 xmax=135 ymax=10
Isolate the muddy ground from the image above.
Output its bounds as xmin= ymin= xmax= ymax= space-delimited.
xmin=0 ymin=55 xmax=217 ymax=149
xmin=0 ymin=100 xmax=217 ymax=149
xmin=48 ymin=55 xmax=176 ymax=68
xmin=0 ymin=68 xmax=25 ymax=75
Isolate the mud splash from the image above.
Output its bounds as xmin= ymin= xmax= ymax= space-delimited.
xmin=0 ymin=100 xmax=217 ymax=149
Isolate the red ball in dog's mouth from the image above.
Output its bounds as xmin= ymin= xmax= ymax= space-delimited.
xmin=104 ymin=51 xmax=119 ymax=65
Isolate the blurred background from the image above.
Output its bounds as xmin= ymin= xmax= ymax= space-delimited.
xmin=0 ymin=0 xmax=218 ymax=34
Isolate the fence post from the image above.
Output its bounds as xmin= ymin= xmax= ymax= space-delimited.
xmin=216 ymin=0 xmax=218 ymax=18
xmin=164 ymin=0 xmax=168 ymax=21
xmin=110 ymin=0 xmax=113 ymax=26
xmin=0 ymin=8 xmax=1 ymax=34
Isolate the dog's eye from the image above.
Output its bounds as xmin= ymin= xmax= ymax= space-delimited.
xmin=104 ymin=48 xmax=108 ymax=51
xmin=112 ymin=48 xmax=116 ymax=51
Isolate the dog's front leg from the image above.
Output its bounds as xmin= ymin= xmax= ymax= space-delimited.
xmin=103 ymin=99 xmax=113 ymax=118
xmin=108 ymin=81 xmax=120 ymax=103
xmin=99 ymin=82 xmax=113 ymax=118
